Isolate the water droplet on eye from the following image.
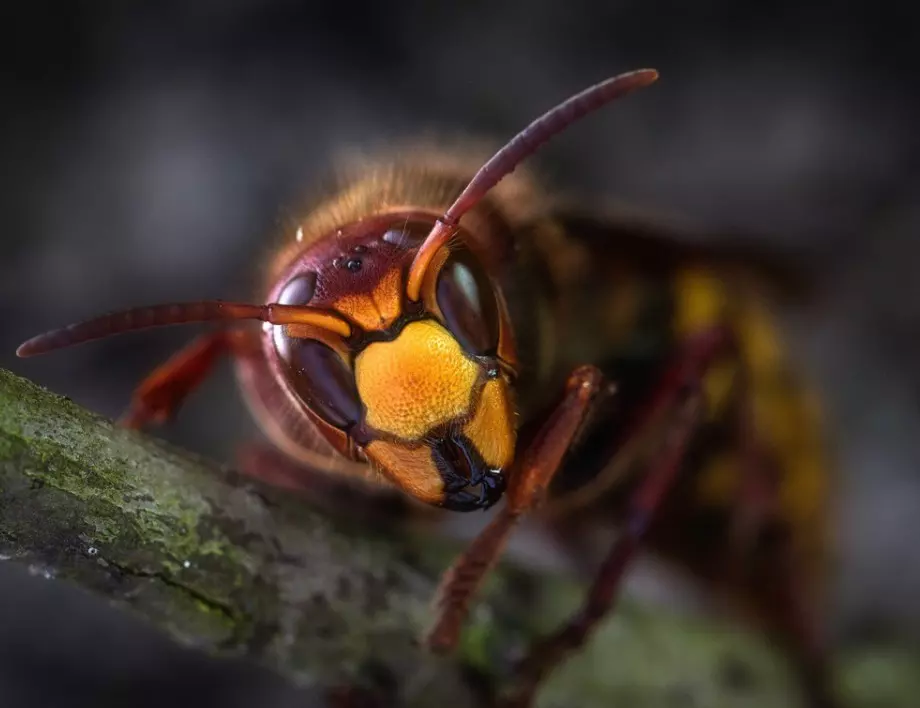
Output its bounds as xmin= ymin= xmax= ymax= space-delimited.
xmin=87 ymin=546 xmax=98 ymax=557
xmin=345 ymin=258 xmax=362 ymax=272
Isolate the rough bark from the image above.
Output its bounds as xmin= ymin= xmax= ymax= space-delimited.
xmin=0 ymin=368 xmax=916 ymax=707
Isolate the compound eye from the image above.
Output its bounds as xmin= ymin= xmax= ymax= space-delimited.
xmin=281 ymin=339 xmax=362 ymax=430
xmin=272 ymin=271 xmax=317 ymax=361
xmin=436 ymin=249 xmax=500 ymax=356
xmin=272 ymin=271 xmax=362 ymax=430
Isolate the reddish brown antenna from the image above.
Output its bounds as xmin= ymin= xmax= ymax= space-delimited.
xmin=406 ymin=68 xmax=659 ymax=301
xmin=16 ymin=301 xmax=352 ymax=357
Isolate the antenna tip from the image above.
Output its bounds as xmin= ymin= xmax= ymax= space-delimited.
xmin=16 ymin=339 xmax=39 ymax=358
xmin=16 ymin=332 xmax=55 ymax=357
xmin=636 ymin=68 xmax=660 ymax=84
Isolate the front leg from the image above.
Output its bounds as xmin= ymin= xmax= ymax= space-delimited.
xmin=120 ymin=329 xmax=256 ymax=429
xmin=499 ymin=329 xmax=731 ymax=706
xmin=423 ymin=365 xmax=608 ymax=652
xmin=500 ymin=389 xmax=704 ymax=707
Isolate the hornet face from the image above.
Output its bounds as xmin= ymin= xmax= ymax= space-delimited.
xmin=15 ymin=71 xmax=660 ymax=514
xmin=268 ymin=214 xmax=517 ymax=511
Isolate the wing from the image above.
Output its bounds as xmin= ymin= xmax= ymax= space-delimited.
xmin=550 ymin=204 xmax=816 ymax=305
xmin=541 ymin=203 xmax=831 ymax=600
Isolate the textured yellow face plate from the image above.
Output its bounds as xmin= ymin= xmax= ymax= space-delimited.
xmin=463 ymin=378 xmax=515 ymax=469
xmin=355 ymin=320 xmax=480 ymax=440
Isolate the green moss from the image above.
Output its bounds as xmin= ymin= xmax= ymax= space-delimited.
xmin=0 ymin=371 xmax=250 ymax=600
xmin=2 ymin=367 xmax=920 ymax=707
xmin=0 ymin=371 xmax=252 ymax=644
xmin=838 ymin=646 xmax=920 ymax=708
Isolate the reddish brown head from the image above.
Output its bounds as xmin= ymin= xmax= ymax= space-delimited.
xmin=17 ymin=69 xmax=658 ymax=511
xmin=262 ymin=211 xmax=519 ymax=510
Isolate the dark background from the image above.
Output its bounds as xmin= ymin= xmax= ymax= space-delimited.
xmin=2 ymin=1 xmax=919 ymax=706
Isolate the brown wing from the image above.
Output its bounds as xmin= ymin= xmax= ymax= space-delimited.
xmin=549 ymin=204 xmax=816 ymax=304
xmin=539 ymin=205 xmax=831 ymax=601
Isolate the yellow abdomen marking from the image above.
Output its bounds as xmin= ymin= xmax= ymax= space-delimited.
xmin=677 ymin=269 xmax=829 ymax=572
xmin=674 ymin=267 xmax=736 ymax=418
xmin=355 ymin=320 xmax=480 ymax=440
xmin=674 ymin=267 xmax=725 ymax=338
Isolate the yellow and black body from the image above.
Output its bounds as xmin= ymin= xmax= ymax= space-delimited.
xmin=241 ymin=150 xmax=829 ymax=635
xmin=16 ymin=69 xmax=834 ymax=707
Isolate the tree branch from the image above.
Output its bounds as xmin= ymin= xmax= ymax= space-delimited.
xmin=0 ymin=368 xmax=916 ymax=707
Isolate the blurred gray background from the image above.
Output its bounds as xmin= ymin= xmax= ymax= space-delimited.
xmin=2 ymin=1 xmax=919 ymax=705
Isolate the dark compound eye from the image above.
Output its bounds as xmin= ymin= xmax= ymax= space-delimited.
xmin=272 ymin=271 xmax=362 ymax=430
xmin=272 ymin=272 xmax=318 ymax=362
xmin=436 ymin=249 xmax=500 ymax=356
xmin=281 ymin=339 xmax=363 ymax=430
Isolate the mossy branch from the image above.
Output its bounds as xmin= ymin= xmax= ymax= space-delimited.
xmin=0 ymin=369 xmax=916 ymax=707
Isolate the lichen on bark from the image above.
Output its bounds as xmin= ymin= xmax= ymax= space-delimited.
xmin=0 ymin=368 xmax=917 ymax=707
